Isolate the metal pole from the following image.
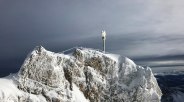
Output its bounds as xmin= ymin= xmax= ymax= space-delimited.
xmin=102 ymin=30 xmax=106 ymax=53
xmin=103 ymin=38 xmax=105 ymax=53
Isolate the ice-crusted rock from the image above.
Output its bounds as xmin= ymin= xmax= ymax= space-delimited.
xmin=71 ymin=48 xmax=162 ymax=102
xmin=0 ymin=46 xmax=162 ymax=102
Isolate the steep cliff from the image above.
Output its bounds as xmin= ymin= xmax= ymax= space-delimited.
xmin=0 ymin=46 xmax=162 ymax=102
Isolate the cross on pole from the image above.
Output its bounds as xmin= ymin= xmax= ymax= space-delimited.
xmin=101 ymin=30 xmax=106 ymax=53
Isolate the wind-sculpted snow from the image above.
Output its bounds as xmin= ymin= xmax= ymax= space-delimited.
xmin=0 ymin=46 xmax=162 ymax=102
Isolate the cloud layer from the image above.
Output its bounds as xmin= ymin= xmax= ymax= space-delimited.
xmin=0 ymin=0 xmax=184 ymax=76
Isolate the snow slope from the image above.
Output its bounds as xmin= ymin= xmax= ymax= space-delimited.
xmin=0 ymin=77 xmax=21 ymax=102
xmin=155 ymin=72 xmax=184 ymax=102
xmin=0 ymin=46 xmax=162 ymax=102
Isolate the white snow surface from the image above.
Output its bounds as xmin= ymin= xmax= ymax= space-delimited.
xmin=0 ymin=77 xmax=21 ymax=102
xmin=72 ymin=84 xmax=89 ymax=102
xmin=0 ymin=46 xmax=162 ymax=102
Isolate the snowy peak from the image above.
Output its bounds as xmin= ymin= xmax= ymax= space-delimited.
xmin=0 ymin=46 xmax=162 ymax=102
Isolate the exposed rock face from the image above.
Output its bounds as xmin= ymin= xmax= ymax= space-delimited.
xmin=3 ymin=46 xmax=162 ymax=102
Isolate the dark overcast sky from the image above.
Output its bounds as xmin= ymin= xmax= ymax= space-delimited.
xmin=0 ymin=0 xmax=184 ymax=77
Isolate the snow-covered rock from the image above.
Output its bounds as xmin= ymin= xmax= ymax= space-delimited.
xmin=0 ymin=46 xmax=162 ymax=102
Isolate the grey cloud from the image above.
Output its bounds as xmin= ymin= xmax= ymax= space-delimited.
xmin=133 ymin=54 xmax=184 ymax=62
xmin=0 ymin=0 xmax=184 ymax=76
xmin=133 ymin=54 xmax=184 ymax=73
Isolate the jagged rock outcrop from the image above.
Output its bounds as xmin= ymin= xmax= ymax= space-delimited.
xmin=0 ymin=46 xmax=162 ymax=102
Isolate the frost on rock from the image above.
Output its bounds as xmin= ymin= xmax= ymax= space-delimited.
xmin=0 ymin=46 xmax=162 ymax=102
xmin=71 ymin=48 xmax=162 ymax=102
xmin=18 ymin=46 xmax=72 ymax=102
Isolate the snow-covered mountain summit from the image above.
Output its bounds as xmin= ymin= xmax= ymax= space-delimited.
xmin=0 ymin=46 xmax=162 ymax=102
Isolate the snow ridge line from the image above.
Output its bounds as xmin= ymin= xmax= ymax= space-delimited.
xmin=59 ymin=46 xmax=112 ymax=55
xmin=60 ymin=47 xmax=78 ymax=53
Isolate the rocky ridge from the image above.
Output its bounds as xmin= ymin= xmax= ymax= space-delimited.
xmin=0 ymin=46 xmax=162 ymax=102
